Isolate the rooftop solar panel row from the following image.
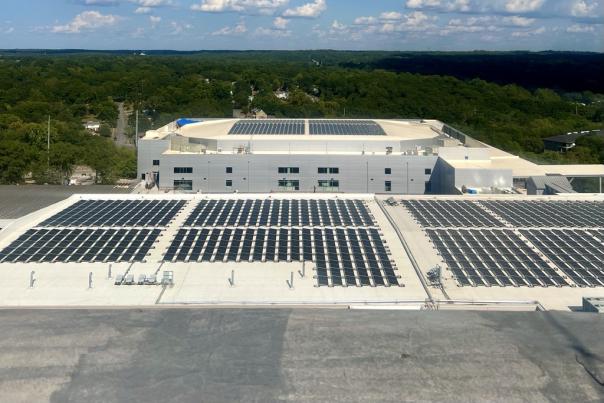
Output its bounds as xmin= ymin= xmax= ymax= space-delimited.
xmin=427 ymin=229 xmax=568 ymax=288
xmin=228 ymin=120 xmax=304 ymax=135
xmin=40 ymin=199 xmax=185 ymax=227
xmin=163 ymin=227 xmax=400 ymax=287
xmin=309 ymin=120 xmax=385 ymax=136
xmin=0 ymin=228 xmax=160 ymax=263
xmin=402 ymin=200 xmax=503 ymax=228
xmin=184 ymin=199 xmax=376 ymax=227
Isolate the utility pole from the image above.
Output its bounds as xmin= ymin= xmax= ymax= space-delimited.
xmin=47 ymin=115 xmax=51 ymax=176
xmin=135 ymin=109 xmax=139 ymax=149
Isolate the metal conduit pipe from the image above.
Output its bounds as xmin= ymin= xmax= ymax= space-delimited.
xmin=374 ymin=196 xmax=435 ymax=305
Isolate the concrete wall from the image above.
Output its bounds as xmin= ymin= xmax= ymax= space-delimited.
xmin=151 ymin=153 xmax=437 ymax=194
xmin=137 ymin=138 xmax=171 ymax=182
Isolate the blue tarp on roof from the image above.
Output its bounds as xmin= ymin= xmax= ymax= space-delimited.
xmin=176 ymin=118 xmax=202 ymax=128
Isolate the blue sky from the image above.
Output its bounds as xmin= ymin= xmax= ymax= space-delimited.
xmin=0 ymin=0 xmax=602 ymax=51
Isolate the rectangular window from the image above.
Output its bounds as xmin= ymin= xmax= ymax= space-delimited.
xmin=425 ymin=168 xmax=432 ymax=175
xmin=318 ymin=167 xmax=339 ymax=174
xmin=318 ymin=179 xmax=339 ymax=191
xmin=226 ymin=179 xmax=233 ymax=187
xmin=385 ymin=168 xmax=391 ymax=175
xmin=278 ymin=180 xmax=300 ymax=191
xmin=141 ymin=173 xmax=146 ymax=180
xmin=385 ymin=181 xmax=392 ymax=192
xmin=278 ymin=167 xmax=300 ymax=174
xmin=318 ymin=167 xmax=328 ymax=174
xmin=174 ymin=167 xmax=193 ymax=174
xmin=173 ymin=180 xmax=192 ymax=191
xmin=226 ymin=167 xmax=233 ymax=174
xmin=152 ymin=160 xmax=160 ymax=166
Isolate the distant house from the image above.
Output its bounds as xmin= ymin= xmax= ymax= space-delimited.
xmin=69 ymin=165 xmax=96 ymax=186
xmin=274 ymin=90 xmax=289 ymax=100
xmin=543 ymin=130 xmax=603 ymax=152
xmin=251 ymin=109 xmax=267 ymax=119
xmin=84 ymin=121 xmax=101 ymax=133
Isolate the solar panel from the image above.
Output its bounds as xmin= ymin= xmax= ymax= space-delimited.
xmin=163 ymin=197 xmax=397 ymax=287
xmin=426 ymin=229 xmax=568 ymax=287
xmin=309 ymin=120 xmax=385 ymax=136
xmin=228 ymin=120 xmax=304 ymax=135
xmin=0 ymin=228 xmax=160 ymax=263
xmin=402 ymin=200 xmax=504 ymax=228
xmin=521 ymin=229 xmax=604 ymax=287
xmin=479 ymin=200 xmax=604 ymax=228
xmin=40 ymin=199 xmax=185 ymax=227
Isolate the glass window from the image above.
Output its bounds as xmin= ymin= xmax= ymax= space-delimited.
xmin=226 ymin=167 xmax=233 ymax=174
xmin=385 ymin=168 xmax=391 ymax=175
xmin=278 ymin=180 xmax=300 ymax=191
xmin=174 ymin=167 xmax=193 ymax=174
xmin=425 ymin=168 xmax=432 ymax=175
xmin=278 ymin=167 xmax=288 ymax=174
xmin=290 ymin=167 xmax=300 ymax=174
xmin=174 ymin=180 xmax=192 ymax=191
xmin=318 ymin=179 xmax=339 ymax=191
xmin=318 ymin=167 xmax=328 ymax=174
xmin=226 ymin=180 xmax=233 ymax=187
xmin=329 ymin=167 xmax=339 ymax=174
xmin=152 ymin=160 xmax=160 ymax=166
xmin=385 ymin=181 xmax=392 ymax=192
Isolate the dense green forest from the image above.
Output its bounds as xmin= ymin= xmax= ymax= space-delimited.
xmin=0 ymin=51 xmax=602 ymax=184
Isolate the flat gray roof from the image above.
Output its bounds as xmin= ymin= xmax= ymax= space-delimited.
xmin=0 ymin=308 xmax=602 ymax=402
xmin=0 ymin=185 xmax=131 ymax=219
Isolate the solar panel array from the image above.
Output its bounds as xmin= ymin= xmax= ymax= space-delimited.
xmin=164 ymin=227 xmax=398 ymax=287
xmin=0 ymin=199 xmax=185 ymax=263
xmin=309 ymin=120 xmax=385 ymax=136
xmin=40 ymin=200 xmax=185 ymax=227
xmin=426 ymin=229 xmax=567 ymax=287
xmin=403 ymin=199 xmax=604 ymax=288
xmin=402 ymin=200 xmax=503 ymax=227
xmin=0 ymin=228 xmax=161 ymax=263
xmin=167 ymin=198 xmax=400 ymax=287
xmin=185 ymin=199 xmax=375 ymax=227
xmin=228 ymin=120 xmax=304 ymax=135
xmin=520 ymin=229 xmax=604 ymax=287
xmin=480 ymin=200 xmax=604 ymax=228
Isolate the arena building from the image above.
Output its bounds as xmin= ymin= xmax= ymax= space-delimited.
xmin=137 ymin=118 xmax=604 ymax=194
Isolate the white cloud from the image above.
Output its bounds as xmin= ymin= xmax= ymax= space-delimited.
xmin=505 ymin=0 xmax=545 ymax=13
xmin=566 ymin=23 xmax=595 ymax=32
xmin=51 ymin=11 xmax=120 ymax=34
xmin=502 ymin=16 xmax=535 ymax=26
xmin=191 ymin=0 xmax=288 ymax=15
xmin=4 ymin=27 xmax=15 ymax=34
xmin=406 ymin=0 xmax=441 ymax=8
xmin=135 ymin=7 xmax=152 ymax=13
xmin=169 ymin=21 xmax=193 ymax=35
xmin=511 ymin=26 xmax=546 ymax=36
xmin=282 ymin=0 xmax=326 ymax=18
xmin=570 ymin=0 xmax=598 ymax=17
xmin=150 ymin=15 xmax=161 ymax=27
xmin=380 ymin=11 xmax=403 ymax=21
xmin=130 ymin=0 xmax=173 ymax=6
xmin=379 ymin=11 xmax=437 ymax=33
xmin=353 ymin=16 xmax=377 ymax=25
xmin=255 ymin=26 xmax=291 ymax=36
xmin=211 ymin=19 xmax=247 ymax=35
xmin=273 ymin=16 xmax=289 ymax=29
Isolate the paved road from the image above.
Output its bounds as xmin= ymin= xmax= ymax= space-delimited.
xmin=114 ymin=102 xmax=133 ymax=148
xmin=0 ymin=185 xmax=131 ymax=219
xmin=0 ymin=309 xmax=602 ymax=402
